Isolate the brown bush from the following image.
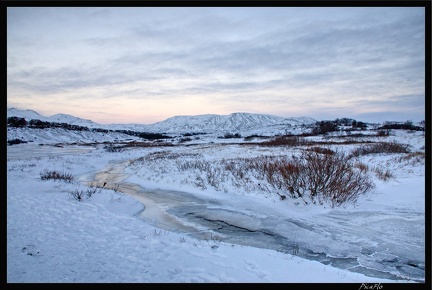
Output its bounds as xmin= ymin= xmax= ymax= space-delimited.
xmin=305 ymin=146 xmax=335 ymax=155
xmin=297 ymin=149 xmax=374 ymax=206
xmin=260 ymin=135 xmax=308 ymax=146
xmin=351 ymin=141 xmax=410 ymax=157
xmin=252 ymin=150 xmax=374 ymax=207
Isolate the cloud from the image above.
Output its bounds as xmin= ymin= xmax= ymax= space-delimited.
xmin=7 ymin=7 xmax=425 ymax=123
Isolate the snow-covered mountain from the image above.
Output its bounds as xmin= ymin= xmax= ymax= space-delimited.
xmin=7 ymin=108 xmax=100 ymax=129
xmin=7 ymin=108 xmax=46 ymax=121
xmin=46 ymin=113 xmax=100 ymax=128
xmin=7 ymin=108 xmax=317 ymax=134
xmin=143 ymin=112 xmax=316 ymax=133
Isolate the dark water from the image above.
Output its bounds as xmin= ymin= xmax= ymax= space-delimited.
xmin=165 ymin=201 xmax=425 ymax=282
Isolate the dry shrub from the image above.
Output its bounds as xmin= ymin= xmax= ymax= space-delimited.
xmin=398 ymin=151 xmax=425 ymax=165
xmin=70 ymin=188 xmax=99 ymax=201
xmin=351 ymin=141 xmax=410 ymax=157
xmin=354 ymin=161 xmax=369 ymax=173
xmin=260 ymin=135 xmax=307 ymax=146
xmin=372 ymin=166 xmax=393 ymax=181
xmin=305 ymin=146 xmax=335 ymax=155
xmin=274 ymin=158 xmax=306 ymax=199
xmin=40 ymin=170 xmax=74 ymax=183
xmin=131 ymin=151 xmax=202 ymax=165
xmin=299 ymin=149 xmax=375 ymax=206
xmin=251 ymin=150 xmax=374 ymax=207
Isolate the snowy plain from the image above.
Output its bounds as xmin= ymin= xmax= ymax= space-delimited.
xmin=6 ymin=112 xmax=428 ymax=285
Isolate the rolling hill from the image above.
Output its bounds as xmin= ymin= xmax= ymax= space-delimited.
xmin=7 ymin=108 xmax=317 ymax=134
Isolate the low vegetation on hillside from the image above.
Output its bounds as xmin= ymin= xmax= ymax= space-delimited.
xmin=8 ymin=115 xmax=425 ymax=208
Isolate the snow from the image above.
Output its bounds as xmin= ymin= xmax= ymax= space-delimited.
xmin=6 ymin=111 xmax=427 ymax=284
xmin=7 ymin=107 xmax=317 ymax=134
xmin=7 ymin=108 xmax=101 ymax=129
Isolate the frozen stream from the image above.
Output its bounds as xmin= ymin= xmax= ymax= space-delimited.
xmin=82 ymin=159 xmax=425 ymax=282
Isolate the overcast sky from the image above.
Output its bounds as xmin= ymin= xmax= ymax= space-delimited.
xmin=7 ymin=6 xmax=425 ymax=124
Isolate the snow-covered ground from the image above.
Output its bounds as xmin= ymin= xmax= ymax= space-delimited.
xmin=7 ymin=125 xmax=426 ymax=283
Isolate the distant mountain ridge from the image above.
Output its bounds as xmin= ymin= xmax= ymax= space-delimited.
xmin=7 ymin=107 xmax=317 ymax=133
xmin=7 ymin=107 xmax=45 ymax=121
xmin=145 ymin=112 xmax=316 ymax=133
xmin=7 ymin=107 xmax=100 ymax=128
